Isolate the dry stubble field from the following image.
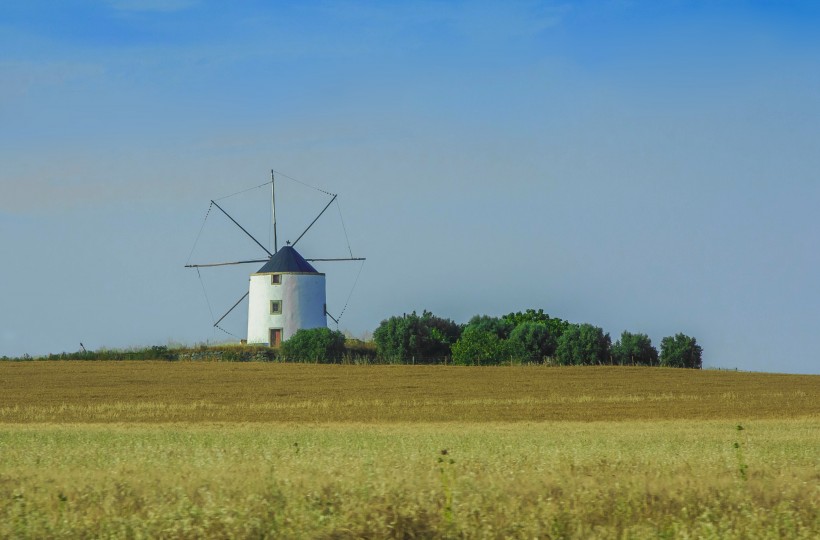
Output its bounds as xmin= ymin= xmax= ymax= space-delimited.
xmin=0 ymin=362 xmax=818 ymax=538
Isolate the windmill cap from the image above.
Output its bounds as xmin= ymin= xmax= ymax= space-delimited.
xmin=253 ymin=245 xmax=320 ymax=274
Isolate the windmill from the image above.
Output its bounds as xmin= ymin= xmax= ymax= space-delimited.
xmin=185 ymin=171 xmax=365 ymax=345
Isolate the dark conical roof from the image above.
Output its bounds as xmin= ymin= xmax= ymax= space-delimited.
xmin=254 ymin=245 xmax=319 ymax=274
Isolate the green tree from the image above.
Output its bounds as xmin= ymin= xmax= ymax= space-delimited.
xmin=503 ymin=308 xmax=551 ymax=327
xmin=465 ymin=315 xmax=514 ymax=339
xmin=508 ymin=322 xmax=557 ymax=361
xmin=503 ymin=309 xmax=570 ymax=343
xmin=280 ymin=327 xmax=346 ymax=363
xmin=451 ymin=326 xmax=522 ymax=365
xmin=611 ymin=331 xmax=659 ymax=366
xmin=660 ymin=333 xmax=703 ymax=369
xmin=373 ymin=311 xmax=461 ymax=362
xmin=555 ymin=323 xmax=611 ymax=365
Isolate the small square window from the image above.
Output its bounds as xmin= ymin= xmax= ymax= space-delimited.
xmin=271 ymin=274 xmax=281 ymax=285
xmin=270 ymin=300 xmax=282 ymax=314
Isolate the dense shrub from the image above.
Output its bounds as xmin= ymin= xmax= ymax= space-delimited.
xmin=343 ymin=338 xmax=378 ymax=363
xmin=373 ymin=311 xmax=461 ymax=362
xmin=611 ymin=331 xmax=658 ymax=366
xmin=660 ymin=333 xmax=703 ymax=369
xmin=280 ymin=327 xmax=346 ymax=363
xmin=451 ymin=326 xmax=521 ymax=365
xmin=555 ymin=324 xmax=611 ymax=365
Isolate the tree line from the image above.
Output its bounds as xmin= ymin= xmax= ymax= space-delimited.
xmin=3 ymin=309 xmax=702 ymax=367
xmin=368 ymin=309 xmax=701 ymax=368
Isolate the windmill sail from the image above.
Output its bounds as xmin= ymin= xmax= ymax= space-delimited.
xmin=186 ymin=172 xmax=365 ymax=343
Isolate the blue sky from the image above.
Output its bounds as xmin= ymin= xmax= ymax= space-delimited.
xmin=1 ymin=1 xmax=819 ymax=373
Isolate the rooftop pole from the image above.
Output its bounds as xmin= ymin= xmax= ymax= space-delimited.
xmin=271 ymin=170 xmax=278 ymax=253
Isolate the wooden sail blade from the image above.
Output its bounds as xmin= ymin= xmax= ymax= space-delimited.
xmin=291 ymin=194 xmax=337 ymax=247
xmin=185 ymin=259 xmax=268 ymax=268
xmin=213 ymin=292 xmax=250 ymax=327
xmin=211 ymin=200 xmax=273 ymax=257
xmin=305 ymin=257 xmax=367 ymax=262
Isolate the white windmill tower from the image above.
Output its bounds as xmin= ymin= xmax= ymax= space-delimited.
xmin=186 ymin=171 xmax=365 ymax=345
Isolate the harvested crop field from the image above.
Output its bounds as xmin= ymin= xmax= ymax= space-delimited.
xmin=0 ymin=362 xmax=817 ymax=538
xmin=0 ymin=362 xmax=816 ymax=423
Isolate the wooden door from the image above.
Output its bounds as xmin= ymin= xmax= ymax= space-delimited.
xmin=269 ymin=328 xmax=282 ymax=347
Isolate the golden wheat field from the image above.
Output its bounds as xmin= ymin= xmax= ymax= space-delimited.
xmin=0 ymin=362 xmax=818 ymax=538
xmin=0 ymin=362 xmax=817 ymax=423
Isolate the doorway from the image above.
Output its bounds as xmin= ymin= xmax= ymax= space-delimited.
xmin=269 ymin=328 xmax=282 ymax=347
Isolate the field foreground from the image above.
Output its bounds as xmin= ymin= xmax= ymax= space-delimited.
xmin=0 ymin=363 xmax=817 ymax=538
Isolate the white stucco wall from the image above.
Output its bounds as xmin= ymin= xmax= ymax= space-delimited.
xmin=246 ymin=272 xmax=327 ymax=345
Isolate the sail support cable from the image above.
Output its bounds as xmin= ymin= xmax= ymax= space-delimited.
xmin=186 ymin=202 xmax=213 ymax=266
xmin=336 ymin=259 xmax=365 ymax=324
xmin=214 ymin=181 xmax=272 ymax=201
xmin=196 ymin=268 xmax=216 ymax=325
xmin=271 ymin=169 xmax=334 ymax=196
xmin=215 ymin=324 xmax=242 ymax=339
xmin=335 ymin=199 xmax=354 ymax=258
